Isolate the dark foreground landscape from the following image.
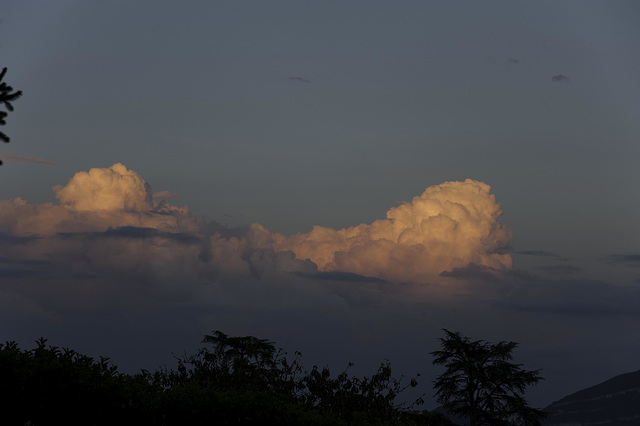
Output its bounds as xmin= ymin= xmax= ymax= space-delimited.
xmin=0 ymin=332 xmax=452 ymax=426
xmin=3 ymin=330 xmax=638 ymax=426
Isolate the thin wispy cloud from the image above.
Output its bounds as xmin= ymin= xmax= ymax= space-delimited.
xmin=288 ymin=76 xmax=311 ymax=83
xmin=536 ymin=264 xmax=581 ymax=274
xmin=0 ymin=153 xmax=58 ymax=165
xmin=551 ymin=74 xmax=570 ymax=83
xmin=153 ymin=190 xmax=179 ymax=200
xmin=508 ymin=58 xmax=519 ymax=64
xmin=517 ymin=250 xmax=566 ymax=259
xmin=606 ymin=254 xmax=640 ymax=267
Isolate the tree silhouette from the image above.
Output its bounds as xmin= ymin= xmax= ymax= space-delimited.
xmin=0 ymin=67 xmax=23 ymax=165
xmin=431 ymin=329 xmax=546 ymax=426
xmin=2 ymin=332 xmax=452 ymax=425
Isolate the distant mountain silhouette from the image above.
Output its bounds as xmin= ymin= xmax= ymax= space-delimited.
xmin=544 ymin=370 xmax=640 ymax=426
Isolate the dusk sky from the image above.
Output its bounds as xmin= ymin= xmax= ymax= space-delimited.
xmin=1 ymin=1 xmax=639 ymax=409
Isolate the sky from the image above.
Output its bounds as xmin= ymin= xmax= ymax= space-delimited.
xmin=1 ymin=0 xmax=640 ymax=410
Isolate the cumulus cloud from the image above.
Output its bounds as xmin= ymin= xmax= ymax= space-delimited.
xmin=0 ymin=152 xmax=58 ymax=165
xmin=1 ymin=163 xmax=639 ymax=410
xmin=53 ymin=163 xmax=154 ymax=212
xmin=251 ymin=179 xmax=512 ymax=282
xmin=0 ymin=163 xmax=199 ymax=236
xmin=0 ymin=165 xmax=515 ymax=314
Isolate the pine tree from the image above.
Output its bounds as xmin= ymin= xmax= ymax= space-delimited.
xmin=431 ymin=329 xmax=546 ymax=426
xmin=0 ymin=67 xmax=23 ymax=164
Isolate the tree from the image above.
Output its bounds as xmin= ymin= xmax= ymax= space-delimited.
xmin=0 ymin=338 xmax=155 ymax=425
xmin=431 ymin=329 xmax=546 ymax=426
xmin=0 ymin=67 xmax=22 ymax=143
xmin=163 ymin=330 xmax=431 ymax=425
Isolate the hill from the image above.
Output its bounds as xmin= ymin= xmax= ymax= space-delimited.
xmin=543 ymin=370 xmax=640 ymax=426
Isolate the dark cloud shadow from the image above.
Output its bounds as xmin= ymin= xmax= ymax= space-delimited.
xmin=516 ymin=250 xmax=566 ymax=259
xmin=606 ymin=254 xmax=640 ymax=268
xmin=294 ymin=271 xmax=389 ymax=284
xmin=536 ymin=264 xmax=581 ymax=274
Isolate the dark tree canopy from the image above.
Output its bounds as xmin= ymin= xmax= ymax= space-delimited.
xmin=1 ymin=331 xmax=450 ymax=425
xmin=0 ymin=67 xmax=23 ymax=165
xmin=431 ymin=329 xmax=546 ymax=426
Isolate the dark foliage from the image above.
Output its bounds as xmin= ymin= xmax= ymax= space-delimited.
xmin=431 ymin=329 xmax=546 ymax=426
xmin=0 ymin=331 xmax=449 ymax=425
xmin=0 ymin=338 xmax=154 ymax=425
xmin=0 ymin=67 xmax=23 ymax=157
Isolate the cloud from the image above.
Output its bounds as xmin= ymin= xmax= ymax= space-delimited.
xmin=551 ymin=74 xmax=570 ymax=83
xmin=0 ymin=152 xmax=58 ymax=165
xmin=606 ymin=254 xmax=640 ymax=267
xmin=536 ymin=264 xmax=581 ymax=274
xmin=1 ymin=163 xmax=639 ymax=411
xmin=0 ymin=165 xmax=515 ymax=320
xmin=441 ymin=263 xmax=640 ymax=318
xmin=288 ymin=76 xmax=310 ymax=83
xmin=53 ymin=163 xmax=154 ymax=212
xmin=516 ymin=250 xmax=569 ymax=261
xmin=294 ymin=271 xmax=389 ymax=284
xmin=252 ymin=179 xmax=512 ymax=282
xmin=508 ymin=58 xmax=519 ymax=64
xmin=0 ymin=163 xmax=200 ymax=236
xmin=153 ymin=190 xmax=179 ymax=200
xmin=517 ymin=250 xmax=561 ymax=257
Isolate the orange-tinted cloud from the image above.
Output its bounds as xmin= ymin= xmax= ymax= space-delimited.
xmin=250 ymin=179 xmax=512 ymax=282
xmin=0 ymin=165 xmax=513 ymax=287
xmin=0 ymin=152 xmax=58 ymax=165
xmin=0 ymin=163 xmax=199 ymax=236
xmin=1 ymin=163 xmax=638 ymax=407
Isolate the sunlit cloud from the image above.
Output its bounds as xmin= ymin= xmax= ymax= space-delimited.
xmin=0 ymin=167 xmax=513 ymax=285
xmin=252 ymin=179 xmax=512 ymax=282
xmin=0 ymin=164 xmax=516 ymax=318
xmin=1 ymin=163 xmax=639 ymax=409
xmin=0 ymin=152 xmax=58 ymax=165
xmin=0 ymin=163 xmax=199 ymax=236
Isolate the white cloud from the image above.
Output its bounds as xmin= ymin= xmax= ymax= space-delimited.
xmin=251 ymin=179 xmax=512 ymax=282
xmin=0 ymin=163 xmax=199 ymax=236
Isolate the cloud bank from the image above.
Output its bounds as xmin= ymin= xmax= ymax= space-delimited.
xmin=1 ymin=164 xmax=638 ymax=410
xmin=0 ymin=164 xmax=512 ymax=284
